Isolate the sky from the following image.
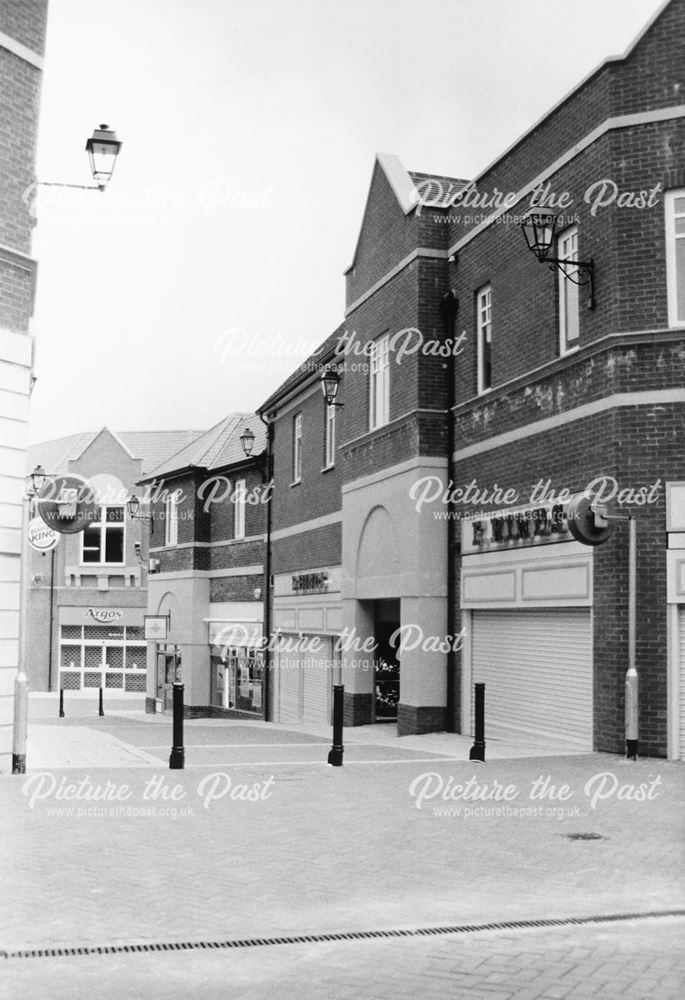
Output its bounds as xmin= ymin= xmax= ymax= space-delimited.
xmin=28 ymin=0 xmax=667 ymax=443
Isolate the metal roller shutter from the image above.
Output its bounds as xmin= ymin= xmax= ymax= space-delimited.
xmin=276 ymin=643 xmax=302 ymax=724
xmin=302 ymin=638 xmax=332 ymax=726
xmin=679 ymin=609 xmax=685 ymax=758
xmin=471 ymin=609 xmax=593 ymax=748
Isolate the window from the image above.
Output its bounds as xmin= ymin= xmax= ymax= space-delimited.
xmin=82 ymin=506 xmax=124 ymax=564
xmin=558 ymin=226 xmax=580 ymax=353
xmin=369 ymin=332 xmax=390 ymax=430
xmin=476 ymin=285 xmax=492 ymax=394
xmin=324 ymin=403 xmax=336 ymax=468
xmin=164 ymin=494 xmax=179 ymax=546
xmin=666 ymin=190 xmax=685 ymax=327
xmin=234 ymin=478 xmax=246 ymax=539
xmin=292 ymin=413 xmax=302 ymax=482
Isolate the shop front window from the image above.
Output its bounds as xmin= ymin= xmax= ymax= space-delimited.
xmin=212 ymin=647 xmax=263 ymax=714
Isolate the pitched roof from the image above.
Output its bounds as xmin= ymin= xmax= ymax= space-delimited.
xmin=258 ymin=322 xmax=345 ymax=414
xmin=145 ymin=413 xmax=267 ymax=480
xmin=408 ymin=171 xmax=470 ymax=208
xmin=27 ymin=429 xmax=203 ymax=479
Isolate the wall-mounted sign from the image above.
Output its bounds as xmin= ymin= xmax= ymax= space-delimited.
xmin=35 ymin=473 xmax=100 ymax=535
xmin=145 ymin=615 xmax=170 ymax=641
xmin=27 ymin=517 xmax=59 ymax=552
xmin=292 ymin=571 xmax=329 ymax=594
xmin=86 ymin=607 xmax=124 ymax=624
xmin=468 ymin=504 xmax=570 ymax=552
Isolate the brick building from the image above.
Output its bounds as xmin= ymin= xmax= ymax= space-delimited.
xmin=259 ymin=329 xmax=345 ymax=727
xmin=24 ymin=428 xmax=200 ymax=694
xmin=139 ymin=414 xmax=267 ymax=718
xmin=260 ymin=0 xmax=685 ymax=757
xmin=0 ymin=1 xmax=48 ymax=732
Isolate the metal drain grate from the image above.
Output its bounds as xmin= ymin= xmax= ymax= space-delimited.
xmin=3 ymin=909 xmax=685 ymax=961
xmin=564 ymin=832 xmax=607 ymax=841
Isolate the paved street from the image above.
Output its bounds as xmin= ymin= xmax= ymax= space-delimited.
xmin=3 ymin=916 xmax=684 ymax=1000
xmin=1 ymin=705 xmax=684 ymax=998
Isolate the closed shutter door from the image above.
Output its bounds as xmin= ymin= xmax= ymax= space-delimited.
xmin=679 ymin=609 xmax=685 ymax=758
xmin=472 ymin=609 xmax=593 ymax=748
xmin=277 ymin=642 xmax=302 ymax=724
xmin=302 ymin=638 xmax=332 ymax=726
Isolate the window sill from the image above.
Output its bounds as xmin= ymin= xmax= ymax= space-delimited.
xmin=80 ymin=563 xmax=126 ymax=569
xmin=559 ymin=344 xmax=580 ymax=358
xmin=321 ymin=464 xmax=335 ymax=473
xmin=290 ymin=480 xmax=301 ymax=488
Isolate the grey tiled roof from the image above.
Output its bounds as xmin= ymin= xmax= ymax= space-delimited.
xmin=27 ymin=429 xmax=204 ymax=479
xmin=259 ymin=322 xmax=346 ymax=413
xmin=145 ymin=413 xmax=266 ymax=479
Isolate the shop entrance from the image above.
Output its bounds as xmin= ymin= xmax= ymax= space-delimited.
xmin=155 ymin=644 xmax=181 ymax=713
xmin=374 ymin=599 xmax=400 ymax=722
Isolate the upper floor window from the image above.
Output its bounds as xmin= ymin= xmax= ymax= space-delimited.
xmin=666 ymin=190 xmax=685 ymax=328
xmin=164 ymin=494 xmax=179 ymax=547
xmin=292 ymin=412 xmax=302 ymax=483
xmin=476 ymin=284 xmax=492 ymax=394
xmin=234 ymin=478 xmax=246 ymax=539
xmin=369 ymin=332 xmax=390 ymax=430
xmin=324 ymin=403 xmax=336 ymax=468
xmin=558 ymin=226 xmax=580 ymax=353
xmin=82 ymin=506 xmax=124 ymax=564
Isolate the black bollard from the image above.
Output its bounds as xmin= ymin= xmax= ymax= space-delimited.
xmin=169 ymin=682 xmax=185 ymax=769
xmin=99 ymin=686 xmax=105 ymax=717
xmin=59 ymin=688 xmax=65 ymax=718
xmin=469 ymin=682 xmax=486 ymax=762
xmin=327 ymin=684 xmax=344 ymax=766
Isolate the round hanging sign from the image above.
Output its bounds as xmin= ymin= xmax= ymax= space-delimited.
xmin=27 ymin=517 xmax=59 ymax=552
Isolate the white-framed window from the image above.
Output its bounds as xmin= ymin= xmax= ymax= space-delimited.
xmin=558 ymin=226 xmax=580 ymax=353
xmin=234 ymin=478 xmax=246 ymax=539
xmin=666 ymin=189 xmax=685 ymax=328
xmin=82 ymin=506 xmax=125 ymax=564
xmin=292 ymin=412 xmax=302 ymax=483
xmin=476 ymin=284 xmax=492 ymax=394
xmin=164 ymin=494 xmax=179 ymax=547
xmin=369 ymin=332 xmax=390 ymax=430
xmin=324 ymin=403 xmax=336 ymax=468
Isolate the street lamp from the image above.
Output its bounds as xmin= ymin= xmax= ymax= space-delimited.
xmin=30 ymin=465 xmax=47 ymax=495
xmin=321 ymin=366 xmax=344 ymax=407
xmin=126 ymin=494 xmax=152 ymax=521
xmin=521 ymin=209 xmax=595 ymax=308
xmin=239 ymin=427 xmax=256 ymax=457
xmin=85 ymin=125 xmax=123 ymax=189
xmin=36 ymin=123 xmax=123 ymax=194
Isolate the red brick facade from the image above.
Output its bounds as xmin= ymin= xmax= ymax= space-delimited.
xmin=259 ymin=0 xmax=685 ymax=753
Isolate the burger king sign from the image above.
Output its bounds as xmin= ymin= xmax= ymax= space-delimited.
xmin=28 ymin=517 xmax=59 ymax=552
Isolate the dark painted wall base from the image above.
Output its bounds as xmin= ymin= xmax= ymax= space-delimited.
xmin=398 ymin=704 xmax=446 ymax=736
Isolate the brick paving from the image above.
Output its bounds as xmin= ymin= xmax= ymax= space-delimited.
xmin=0 ymin=711 xmax=683 ymax=996
xmin=3 ymin=918 xmax=684 ymax=999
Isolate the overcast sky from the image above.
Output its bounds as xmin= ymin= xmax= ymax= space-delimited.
xmin=28 ymin=0 xmax=666 ymax=443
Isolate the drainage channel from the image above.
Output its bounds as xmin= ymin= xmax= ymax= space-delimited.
xmin=3 ymin=909 xmax=685 ymax=961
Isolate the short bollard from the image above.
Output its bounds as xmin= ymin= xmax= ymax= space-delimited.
xmin=12 ymin=670 xmax=28 ymax=775
xmin=625 ymin=665 xmax=639 ymax=760
xmin=169 ymin=682 xmax=185 ymax=770
xmin=59 ymin=688 xmax=65 ymax=718
xmin=98 ymin=686 xmax=105 ymax=717
xmin=469 ymin=682 xmax=486 ymax=762
xmin=327 ymin=684 xmax=344 ymax=766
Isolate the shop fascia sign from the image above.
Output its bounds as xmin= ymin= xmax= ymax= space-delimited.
xmin=467 ymin=501 xmax=570 ymax=551
xmin=291 ymin=571 xmax=329 ymax=594
xmin=86 ymin=608 xmax=124 ymax=624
